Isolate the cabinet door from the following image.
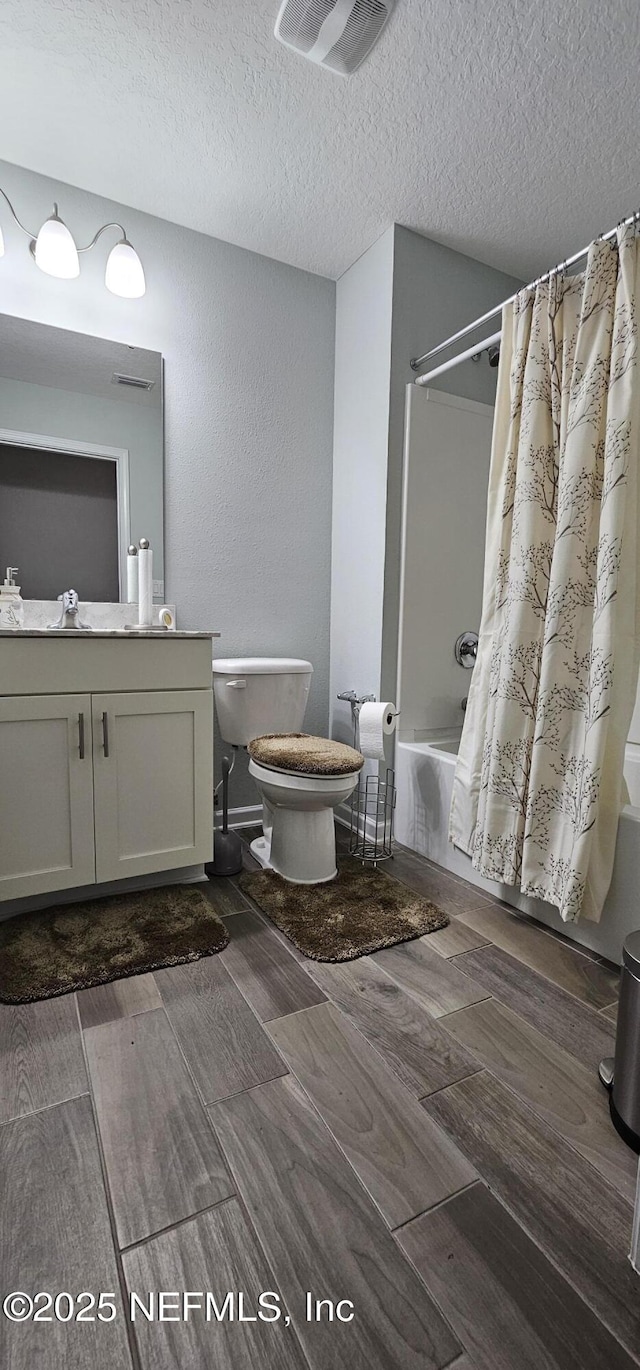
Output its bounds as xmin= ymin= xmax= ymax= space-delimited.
xmin=0 ymin=694 xmax=95 ymax=900
xmin=92 ymin=690 xmax=213 ymax=883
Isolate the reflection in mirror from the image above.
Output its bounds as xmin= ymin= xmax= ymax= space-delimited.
xmin=0 ymin=315 xmax=163 ymax=603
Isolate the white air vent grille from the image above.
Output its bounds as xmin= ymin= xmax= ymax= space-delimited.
xmin=325 ymin=0 xmax=388 ymax=74
xmin=274 ymin=0 xmax=394 ymax=76
xmin=111 ymin=372 xmax=155 ymax=390
xmin=278 ymin=0 xmax=335 ymax=51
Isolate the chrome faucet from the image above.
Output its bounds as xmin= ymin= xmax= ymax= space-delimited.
xmin=48 ymin=590 xmax=91 ymax=631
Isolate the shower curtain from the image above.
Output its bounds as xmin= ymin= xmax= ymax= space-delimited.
xmin=449 ymin=224 xmax=640 ymax=922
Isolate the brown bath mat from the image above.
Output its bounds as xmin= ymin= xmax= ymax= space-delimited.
xmin=0 ymin=885 xmax=229 ymax=1005
xmin=240 ymin=856 xmax=449 ymax=961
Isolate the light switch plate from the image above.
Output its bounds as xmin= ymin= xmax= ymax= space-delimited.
xmin=153 ymin=579 xmax=164 ymax=599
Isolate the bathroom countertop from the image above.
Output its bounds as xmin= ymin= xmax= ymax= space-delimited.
xmin=0 ymin=628 xmax=221 ymax=639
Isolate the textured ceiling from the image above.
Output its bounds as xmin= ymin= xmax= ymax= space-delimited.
xmin=0 ymin=0 xmax=639 ymax=281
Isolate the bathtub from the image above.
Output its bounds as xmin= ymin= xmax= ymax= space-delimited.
xmin=395 ymin=732 xmax=640 ymax=966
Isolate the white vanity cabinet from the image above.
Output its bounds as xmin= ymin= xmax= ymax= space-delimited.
xmin=92 ymin=689 xmax=212 ymax=883
xmin=0 ymin=634 xmax=215 ymax=904
xmin=0 ymin=692 xmax=96 ymax=899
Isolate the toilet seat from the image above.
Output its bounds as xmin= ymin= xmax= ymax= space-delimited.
xmin=249 ymin=757 xmax=361 ymax=794
xmin=248 ymin=732 xmax=364 ymax=777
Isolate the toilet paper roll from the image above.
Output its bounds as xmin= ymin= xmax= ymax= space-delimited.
xmin=358 ymin=701 xmax=397 ymax=761
xmin=126 ymin=547 xmax=138 ymax=604
xmin=137 ymin=539 xmax=153 ymax=627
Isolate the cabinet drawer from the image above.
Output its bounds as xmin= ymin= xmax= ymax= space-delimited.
xmin=0 ymin=637 xmax=214 ymax=695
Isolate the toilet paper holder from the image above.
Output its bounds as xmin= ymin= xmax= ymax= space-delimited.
xmin=337 ymin=690 xmax=376 ymax=711
xmin=337 ymin=691 xmax=400 ymax=749
xmin=337 ymin=692 xmax=399 ymax=864
xmin=337 ymin=691 xmax=376 ymax=747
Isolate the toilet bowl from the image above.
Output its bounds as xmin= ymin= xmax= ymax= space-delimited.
xmin=248 ymin=757 xmax=361 ymax=884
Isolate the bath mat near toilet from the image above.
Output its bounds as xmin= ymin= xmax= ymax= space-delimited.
xmin=0 ymin=884 xmax=229 ymax=1005
xmin=239 ymin=855 xmax=448 ymax=961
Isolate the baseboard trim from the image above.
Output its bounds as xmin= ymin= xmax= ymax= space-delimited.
xmin=221 ymin=803 xmax=262 ymax=830
xmin=335 ymin=802 xmax=385 ymax=844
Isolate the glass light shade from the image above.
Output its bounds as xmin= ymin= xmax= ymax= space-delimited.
xmin=34 ymin=212 xmax=80 ymax=279
xmin=105 ymin=240 xmax=146 ymax=298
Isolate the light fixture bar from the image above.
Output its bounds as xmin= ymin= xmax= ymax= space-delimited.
xmin=77 ymin=221 xmax=129 ymax=252
xmin=0 ymin=185 xmax=38 ymax=237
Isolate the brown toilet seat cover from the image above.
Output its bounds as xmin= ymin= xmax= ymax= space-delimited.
xmin=248 ymin=733 xmax=365 ymax=776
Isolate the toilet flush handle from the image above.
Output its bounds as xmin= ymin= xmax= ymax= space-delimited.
xmin=227 ymin=678 xmax=247 ymax=688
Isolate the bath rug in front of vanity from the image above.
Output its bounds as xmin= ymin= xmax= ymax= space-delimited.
xmin=239 ymin=856 xmax=449 ymax=961
xmin=0 ymin=885 xmax=229 ymax=1004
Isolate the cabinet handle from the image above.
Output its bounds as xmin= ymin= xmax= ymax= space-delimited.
xmin=78 ymin=711 xmax=85 ymax=759
xmin=102 ymin=711 xmax=110 ymax=757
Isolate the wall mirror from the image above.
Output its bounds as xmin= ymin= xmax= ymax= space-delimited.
xmin=0 ymin=314 xmax=163 ymax=603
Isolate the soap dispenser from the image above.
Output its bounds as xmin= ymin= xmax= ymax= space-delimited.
xmin=0 ymin=568 xmax=24 ymax=630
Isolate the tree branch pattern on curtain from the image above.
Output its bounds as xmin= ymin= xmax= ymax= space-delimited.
xmin=449 ymin=225 xmax=640 ymax=923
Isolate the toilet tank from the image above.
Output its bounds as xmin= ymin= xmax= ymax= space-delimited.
xmin=212 ymin=657 xmax=313 ymax=746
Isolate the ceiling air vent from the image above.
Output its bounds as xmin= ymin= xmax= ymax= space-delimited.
xmin=111 ymin=372 xmax=155 ymax=391
xmin=274 ymin=0 xmax=394 ymax=76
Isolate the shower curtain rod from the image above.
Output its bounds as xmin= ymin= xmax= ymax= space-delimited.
xmin=410 ymin=207 xmax=640 ymax=374
xmin=415 ymin=329 xmax=502 ymax=385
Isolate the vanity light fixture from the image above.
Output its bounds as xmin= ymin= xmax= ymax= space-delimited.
xmin=34 ymin=206 xmax=80 ymax=279
xmin=0 ymin=187 xmax=146 ymax=298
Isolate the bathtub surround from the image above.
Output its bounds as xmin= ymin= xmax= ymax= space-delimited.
xmin=397 ymin=386 xmax=494 ymax=738
xmin=396 ymin=734 xmax=640 ymax=966
xmin=0 ymin=158 xmax=335 ymax=808
xmin=451 ymin=227 xmax=640 ymax=924
xmin=395 ymin=308 xmax=640 ymax=964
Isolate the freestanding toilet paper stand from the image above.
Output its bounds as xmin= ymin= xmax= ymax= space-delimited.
xmin=337 ymin=691 xmax=397 ymax=865
xmin=349 ymin=766 xmax=396 ymax=865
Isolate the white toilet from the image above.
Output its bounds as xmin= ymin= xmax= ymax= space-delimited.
xmin=212 ymin=657 xmax=363 ymax=883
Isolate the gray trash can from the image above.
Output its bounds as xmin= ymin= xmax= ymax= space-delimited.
xmin=599 ymin=930 xmax=640 ymax=1153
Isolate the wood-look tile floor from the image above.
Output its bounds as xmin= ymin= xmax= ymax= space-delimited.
xmin=1 ymin=830 xmax=637 ymax=1370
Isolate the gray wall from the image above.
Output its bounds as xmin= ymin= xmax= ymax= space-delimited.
xmin=330 ymin=228 xmax=395 ymax=748
xmin=330 ymin=224 xmax=522 ymax=743
xmin=0 ymin=160 xmax=336 ymax=806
